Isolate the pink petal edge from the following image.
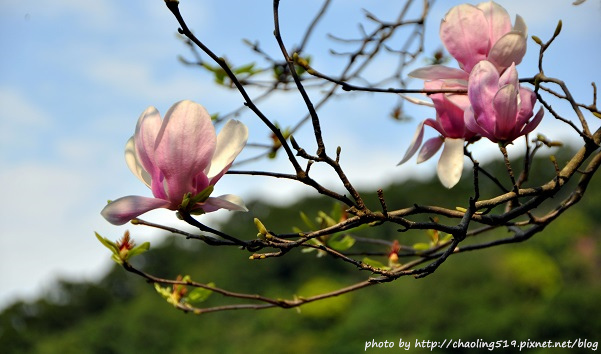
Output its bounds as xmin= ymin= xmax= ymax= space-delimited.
xmin=101 ymin=196 xmax=170 ymax=226
xmin=417 ymin=137 xmax=444 ymax=163
xmin=398 ymin=121 xmax=425 ymax=165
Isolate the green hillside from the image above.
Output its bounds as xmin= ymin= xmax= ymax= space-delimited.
xmin=2 ymin=151 xmax=601 ymax=353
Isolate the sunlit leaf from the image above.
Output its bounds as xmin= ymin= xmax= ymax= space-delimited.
xmin=327 ymin=233 xmax=355 ymax=251
xmin=362 ymin=257 xmax=388 ymax=269
xmin=412 ymin=243 xmax=431 ymax=251
xmin=299 ymin=211 xmax=316 ymax=230
xmin=440 ymin=233 xmax=453 ymax=243
xmin=127 ymin=242 xmax=150 ymax=259
xmin=154 ymin=283 xmax=172 ymax=300
xmin=317 ymin=211 xmax=336 ymax=227
xmin=186 ymin=283 xmax=215 ymax=304
xmin=95 ymin=232 xmax=119 ymax=255
xmin=329 ymin=204 xmax=342 ymax=222
xmin=233 ymin=63 xmax=256 ymax=74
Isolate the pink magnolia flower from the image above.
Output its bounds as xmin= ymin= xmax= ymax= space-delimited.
xmin=101 ymin=100 xmax=249 ymax=226
xmin=465 ymin=61 xmax=543 ymax=144
xmin=410 ymin=1 xmax=527 ymax=81
xmin=398 ymin=80 xmax=476 ymax=189
xmin=400 ymin=2 xmax=533 ymax=188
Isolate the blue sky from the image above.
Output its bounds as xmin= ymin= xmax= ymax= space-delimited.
xmin=1 ymin=0 xmax=600 ymax=309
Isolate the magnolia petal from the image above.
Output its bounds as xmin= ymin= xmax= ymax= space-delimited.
xmin=133 ymin=110 xmax=169 ymax=200
xmin=446 ymin=92 xmax=471 ymax=112
xmin=192 ymin=172 xmax=210 ymax=195
xmin=125 ymin=137 xmax=152 ymax=188
xmin=134 ymin=106 xmax=165 ymax=198
xmin=477 ymin=1 xmax=512 ymax=46
xmin=424 ymin=78 xmax=469 ymax=90
xmin=423 ymin=79 xmax=470 ymax=112
xmin=514 ymin=86 xmax=537 ymax=131
xmin=417 ymin=136 xmax=444 ymax=163
xmin=513 ymin=87 xmax=542 ymax=137
xmin=464 ymin=106 xmax=491 ymax=139
xmin=488 ymin=31 xmax=527 ymax=69
xmin=134 ymin=106 xmax=162 ymax=175
xmin=440 ymin=4 xmax=490 ymax=72
xmin=155 ymin=100 xmax=216 ymax=204
xmin=499 ymin=62 xmax=518 ymax=88
xmin=201 ymin=194 xmax=248 ymax=213
xmin=437 ymin=138 xmax=465 ymax=189
xmin=206 ymin=119 xmax=249 ymax=184
xmin=408 ymin=65 xmax=469 ymax=80
xmin=468 ymin=60 xmax=500 ymax=133
xmin=513 ymin=15 xmax=528 ymax=38
xmin=432 ymin=93 xmax=467 ymax=138
xmin=424 ymin=118 xmax=445 ymax=136
xmin=493 ymin=84 xmax=519 ymax=140
xmin=101 ymin=195 xmax=170 ymax=226
xmin=397 ymin=121 xmax=425 ymax=165
xmin=424 ymin=79 xmax=471 ymax=117
xmin=398 ymin=94 xmax=434 ymax=108
xmin=520 ymin=106 xmax=544 ymax=136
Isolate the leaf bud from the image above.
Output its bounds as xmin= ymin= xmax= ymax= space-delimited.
xmin=554 ymin=20 xmax=563 ymax=37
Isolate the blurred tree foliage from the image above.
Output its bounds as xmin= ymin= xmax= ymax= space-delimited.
xmin=1 ymin=150 xmax=600 ymax=353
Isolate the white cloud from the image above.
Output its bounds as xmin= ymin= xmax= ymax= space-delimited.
xmin=0 ymin=162 xmax=103 ymax=306
xmin=0 ymin=87 xmax=51 ymax=127
xmin=0 ymin=88 xmax=53 ymax=158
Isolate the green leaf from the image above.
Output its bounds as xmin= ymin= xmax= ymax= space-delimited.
xmin=440 ymin=233 xmax=453 ymax=243
xmin=214 ymin=71 xmax=226 ymax=85
xmin=299 ymin=211 xmax=316 ymax=230
xmin=180 ymin=192 xmax=191 ymax=209
xmin=273 ymin=65 xmax=286 ymax=79
xmin=294 ymin=55 xmax=311 ymax=76
xmin=412 ymin=243 xmax=431 ymax=251
xmin=126 ymin=242 xmax=150 ymax=259
xmin=154 ymin=283 xmax=179 ymax=307
xmin=186 ymin=283 xmax=215 ymax=304
xmin=347 ymin=222 xmax=370 ymax=233
xmin=329 ymin=204 xmax=342 ymax=222
xmin=233 ymin=63 xmax=256 ymax=74
xmin=95 ymin=232 xmax=119 ymax=255
xmin=317 ymin=211 xmax=336 ymax=227
xmin=189 ymin=208 xmax=206 ymax=216
xmin=362 ymin=257 xmax=388 ymax=269
xmin=189 ymin=185 xmax=214 ymax=205
xmin=110 ymin=254 xmax=123 ymax=265
xmin=427 ymin=229 xmax=439 ymax=244
xmin=327 ymin=233 xmax=355 ymax=251
xmin=302 ymin=239 xmax=326 ymax=257
xmin=154 ymin=283 xmax=172 ymax=300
